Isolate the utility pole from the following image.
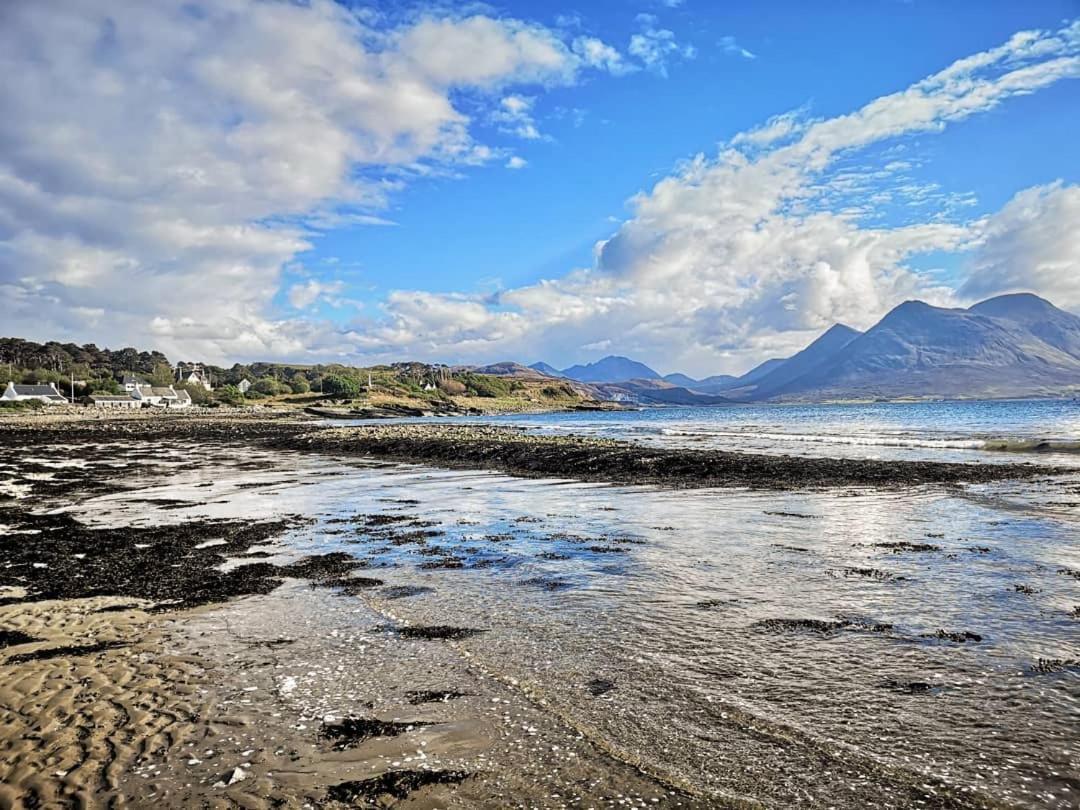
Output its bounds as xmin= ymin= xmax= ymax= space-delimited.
xmin=70 ymin=370 xmax=75 ymax=404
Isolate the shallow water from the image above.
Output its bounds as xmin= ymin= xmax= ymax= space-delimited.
xmin=481 ymin=399 xmax=1080 ymax=466
xmin=76 ymin=442 xmax=1080 ymax=808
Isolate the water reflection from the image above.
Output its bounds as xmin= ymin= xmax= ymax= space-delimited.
xmin=82 ymin=448 xmax=1080 ymax=808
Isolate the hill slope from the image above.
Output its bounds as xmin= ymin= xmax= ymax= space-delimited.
xmin=560 ymin=355 xmax=661 ymax=383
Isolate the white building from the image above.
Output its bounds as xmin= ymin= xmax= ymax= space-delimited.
xmin=1 ymin=382 xmax=67 ymax=404
xmin=237 ymin=379 xmax=252 ymax=394
xmin=132 ymin=384 xmax=191 ymax=408
xmin=176 ymin=364 xmax=213 ymax=391
xmin=122 ymin=374 xmax=144 ymax=393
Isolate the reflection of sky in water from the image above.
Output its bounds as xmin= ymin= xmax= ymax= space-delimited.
xmin=76 ymin=446 xmax=1080 ymax=808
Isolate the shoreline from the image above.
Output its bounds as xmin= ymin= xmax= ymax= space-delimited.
xmin=0 ymin=411 xmax=1067 ymax=491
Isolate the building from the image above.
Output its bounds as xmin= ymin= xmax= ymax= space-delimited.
xmin=132 ymin=384 xmax=191 ymax=408
xmin=1 ymin=382 xmax=68 ymax=404
xmin=88 ymin=394 xmax=141 ymax=409
xmin=176 ymin=364 xmax=213 ymax=391
xmin=122 ymin=374 xmax=144 ymax=393
xmin=237 ymin=379 xmax=251 ymax=394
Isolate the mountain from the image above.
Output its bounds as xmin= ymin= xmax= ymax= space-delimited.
xmin=764 ymin=294 xmax=1080 ymax=401
xmin=590 ymin=378 xmax=732 ymax=406
xmin=735 ymin=357 xmax=788 ymax=386
xmin=560 ymin=355 xmax=661 ymax=383
xmin=529 ymin=361 xmax=563 ymax=377
xmin=662 ymin=373 xmax=700 ymax=387
xmin=968 ymin=293 xmax=1080 ymax=358
xmin=747 ymin=324 xmax=862 ymax=398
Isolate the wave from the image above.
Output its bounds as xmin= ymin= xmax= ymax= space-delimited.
xmin=653 ymin=427 xmax=989 ymax=450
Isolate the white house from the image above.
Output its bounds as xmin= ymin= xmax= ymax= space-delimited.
xmin=122 ymin=374 xmax=144 ymax=393
xmin=176 ymin=364 xmax=213 ymax=391
xmin=237 ymin=379 xmax=251 ymax=394
xmin=132 ymin=384 xmax=191 ymax=408
xmin=2 ymin=382 xmax=67 ymax=404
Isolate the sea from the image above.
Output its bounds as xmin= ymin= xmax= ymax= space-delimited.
xmin=63 ymin=399 xmax=1080 ymax=806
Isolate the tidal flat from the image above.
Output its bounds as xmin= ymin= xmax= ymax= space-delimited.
xmin=0 ymin=412 xmax=1077 ymax=808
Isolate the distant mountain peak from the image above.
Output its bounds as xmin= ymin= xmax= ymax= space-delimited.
xmin=560 ymin=355 xmax=661 ymax=384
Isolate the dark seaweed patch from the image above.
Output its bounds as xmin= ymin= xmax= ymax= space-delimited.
xmin=840 ymin=567 xmax=904 ymax=581
xmin=521 ymin=576 xmax=572 ymax=591
xmin=320 ymin=717 xmax=430 ymax=750
xmin=406 ymin=689 xmax=467 ymax=705
xmin=380 ymin=585 xmax=433 ymax=599
xmin=0 ymin=629 xmax=37 ymax=648
xmin=586 ymin=678 xmax=616 ymax=696
xmin=871 ymin=542 xmax=940 ymax=553
xmin=6 ymin=640 xmax=127 ymax=664
xmin=922 ymin=629 xmax=982 ymax=643
xmin=325 ymin=770 xmax=471 ymax=804
xmin=1028 ymin=658 xmax=1080 ymax=675
xmin=396 ymin=625 xmax=485 ymax=641
xmin=764 ymin=511 xmax=820 ymax=519
xmin=880 ymin=679 xmax=936 ymax=694
xmin=418 ymin=557 xmax=465 ymax=570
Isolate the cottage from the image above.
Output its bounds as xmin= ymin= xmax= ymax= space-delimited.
xmin=123 ymin=373 xmax=145 ymax=393
xmin=132 ymin=384 xmax=190 ymax=408
xmin=88 ymin=394 xmax=140 ymax=409
xmin=176 ymin=364 xmax=213 ymax=391
xmin=1 ymin=382 xmax=67 ymax=404
xmin=237 ymin=379 xmax=251 ymax=394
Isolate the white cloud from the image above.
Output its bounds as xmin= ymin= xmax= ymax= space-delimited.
xmin=287 ymin=279 xmax=345 ymax=310
xmin=719 ymin=36 xmax=756 ymax=60
xmin=357 ymin=20 xmax=1080 ymax=375
xmin=573 ymin=36 xmax=633 ymax=75
xmin=505 ymin=156 xmax=529 ymax=170
xmin=492 ymin=94 xmax=542 ymax=140
xmin=628 ymin=15 xmax=696 ymax=77
xmin=0 ymin=0 xmax=621 ymax=361
xmin=961 ymin=182 xmax=1080 ymax=308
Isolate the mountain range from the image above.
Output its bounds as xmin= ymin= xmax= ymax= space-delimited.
xmin=527 ymin=293 xmax=1080 ymax=403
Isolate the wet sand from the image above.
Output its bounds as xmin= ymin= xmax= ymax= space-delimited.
xmin=1 ymin=412 xmax=1076 ymax=808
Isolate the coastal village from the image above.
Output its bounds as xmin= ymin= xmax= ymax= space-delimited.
xmin=1 ymin=363 xmax=212 ymax=409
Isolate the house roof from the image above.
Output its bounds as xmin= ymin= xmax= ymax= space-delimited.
xmin=11 ymin=384 xmax=65 ymax=399
xmin=89 ymin=394 xmax=136 ymax=402
xmin=175 ymin=389 xmax=191 ymax=401
xmin=150 ymin=386 xmax=178 ymax=397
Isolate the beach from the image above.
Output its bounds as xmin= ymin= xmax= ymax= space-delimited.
xmin=1 ymin=410 xmax=1077 ymax=808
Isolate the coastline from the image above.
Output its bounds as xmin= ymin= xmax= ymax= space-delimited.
xmin=0 ymin=411 xmax=1067 ymax=491
xmin=2 ymin=409 xmax=1076 ymax=807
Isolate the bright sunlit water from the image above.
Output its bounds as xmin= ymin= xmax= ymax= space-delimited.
xmin=65 ymin=412 xmax=1080 ymax=808
xmin=485 ymin=398 xmax=1080 ymax=465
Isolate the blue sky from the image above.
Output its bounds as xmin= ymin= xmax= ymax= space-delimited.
xmin=2 ymin=1 xmax=1079 ymax=374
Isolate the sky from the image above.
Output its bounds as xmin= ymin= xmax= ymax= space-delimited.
xmin=1 ymin=1 xmax=1079 ymax=376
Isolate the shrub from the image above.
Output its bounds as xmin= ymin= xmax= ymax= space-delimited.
xmin=438 ymin=379 xmax=467 ymax=396
xmin=215 ymin=384 xmax=244 ymax=405
xmin=322 ymin=374 xmax=361 ymax=398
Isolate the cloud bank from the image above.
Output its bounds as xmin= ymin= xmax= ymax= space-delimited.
xmin=1 ymin=4 xmax=1078 ymax=374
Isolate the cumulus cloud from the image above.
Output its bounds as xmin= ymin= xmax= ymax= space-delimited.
xmin=362 ymin=20 xmax=1080 ymax=375
xmin=492 ymin=95 xmax=542 ymax=140
xmin=960 ymin=182 xmax=1080 ymax=308
xmin=505 ymin=156 xmax=529 ymax=170
xmin=0 ymin=0 xmax=623 ymax=361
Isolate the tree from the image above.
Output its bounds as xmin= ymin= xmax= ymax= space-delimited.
xmin=252 ymin=377 xmax=286 ymax=396
xmin=89 ymin=377 xmax=121 ymax=394
xmin=150 ymin=362 xmax=174 ymax=386
xmin=322 ymin=374 xmax=360 ymax=398
xmin=175 ymin=381 xmax=210 ymax=404
xmin=288 ymin=373 xmax=310 ymax=394
xmin=215 ymin=384 xmax=244 ymax=405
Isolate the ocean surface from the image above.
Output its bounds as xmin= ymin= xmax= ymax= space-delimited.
xmin=48 ymin=401 xmax=1080 ymax=807
xmin=487 ymin=398 xmax=1080 ymax=465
